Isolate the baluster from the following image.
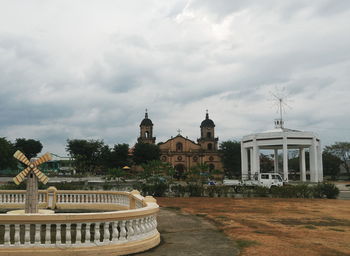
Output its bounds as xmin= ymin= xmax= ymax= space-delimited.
xmin=94 ymin=223 xmax=100 ymax=243
xmin=147 ymin=217 xmax=152 ymax=232
xmin=14 ymin=194 xmax=17 ymax=203
xmin=56 ymin=224 xmax=62 ymax=244
xmin=126 ymin=220 xmax=134 ymax=240
xmin=85 ymin=223 xmax=91 ymax=244
xmin=147 ymin=217 xmax=152 ymax=233
xmin=92 ymin=194 xmax=96 ymax=203
xmin=24 ymin=224 xmax=30 ymax=245
xmin=111 ymin=221 xmax=119 ymax=242
xmin=14 ymin=224 xmax=20 ymax=245
xmin=4 ymin=224 xmax=10 ymax=245
xmin=66 ymin=224 xmax=71 ymax=244
xmin=76 ymin=223 xmax=82 ymax=244
xmin=133 ymin=219 xmax=140 ymax=239
xmin=140 ymin=218 xmax=146 ymax=236
xmin=103 ymin=222 xmax=110 ymax=243
xmin=34 ymin=224 xmax=41 ymax=244
xmin=152 ymin=216 xmax=157 ymax=231
xmin=45 ymin=224 xmax=51 ymax=244
xmin=119 ymin=221 xmax=126 ymax=241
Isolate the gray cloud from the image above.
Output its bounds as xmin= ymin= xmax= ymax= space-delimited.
xmin=0 ymin=0 xmax=349 ymax=155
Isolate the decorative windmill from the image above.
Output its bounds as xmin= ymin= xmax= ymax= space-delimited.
xmin=13 ymin=150 xmax=52 ymax=213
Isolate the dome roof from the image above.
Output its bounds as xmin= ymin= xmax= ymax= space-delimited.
xmin=200 ymin=112 xmax=215 ymax=128
xmin=140 ymin=112 xmax=153 ymax=126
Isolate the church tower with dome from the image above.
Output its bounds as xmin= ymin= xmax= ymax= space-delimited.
xmin=197 ymin=110 xmax=219 ymax=151
xmin=137 ymin=110 xmax=156 ymax=144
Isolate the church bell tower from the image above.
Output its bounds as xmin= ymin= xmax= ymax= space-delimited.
xmin=197 ymin=110 xmax=218 ymax=150
xmin=138 ymin=110 xmax=156 ymax=144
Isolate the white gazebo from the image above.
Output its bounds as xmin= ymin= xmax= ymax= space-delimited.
xmin=241 ymin=119 xmax=323 ymax=182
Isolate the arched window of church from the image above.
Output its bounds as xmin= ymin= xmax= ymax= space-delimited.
xmin=176 ymin=142 xmax=183 ymax=152
xmin=207 ymin=132 xmax=212 ymax=138
xmin=208 ymin=143 xmax=213 ymax=150
xmin=145 ymin=131 xmax=149 ymax=138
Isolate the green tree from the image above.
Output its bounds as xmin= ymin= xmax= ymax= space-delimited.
xmin=106 ymin=168 xmax=126 ymax=184
xmin=187 ymin=163 xmax=211 ymax=184
xmin=219 ymin=140 xmax=241 ymax=178
xmin=324 ymin=142 xmax=350 ymax=174
xmin=66 ymin=139 xmax=105 ymax=174
xmin=141 ymin=160 xmax=175 ymax=181
xmin=323 ymin=152 xmax=342 ymax=180
xmin=14 ymin=138 xmax=43 ymax=159
xmin=0 ymin=137 xmax=17 ymax=170
xmin=260 ymin=154 xmax=274 ymax=173
xmin=132 ymin=143 xmax=160 ymax=165
xmin=110 ymin=144 xmax=130 ymax=168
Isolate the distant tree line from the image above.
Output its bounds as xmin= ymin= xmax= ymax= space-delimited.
xmin=66 ymin=139 xmax=160 ymax=174
xmin=1 ymin=136 xmax=349 ymax=180
xmin=0 ymin=137 xmax=43 ymax=170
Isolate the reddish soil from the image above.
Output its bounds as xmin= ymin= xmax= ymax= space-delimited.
xmin=157 ymin=197 xmax=350 ymax=256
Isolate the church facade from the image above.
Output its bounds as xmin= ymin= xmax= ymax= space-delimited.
xmin=137 ymin=111 xmax=223 ymax=176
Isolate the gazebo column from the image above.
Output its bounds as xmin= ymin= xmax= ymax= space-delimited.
xmin=241 ymin=142 xmax=248 ymax=180
xmin=249 ymin=148 xmax=254 ymax=179
xmin=310 ymin=137 xmax=318 ymax=182
xmin=317 ymin=141 xmax=323 ymax=182
xmin=274 ymin=149 xmax=279 ymax=173
xmin=282 ymin=136 xmax=288 ymax=182
xmin=299 ymin=148 xmax=306 ymax=182
xmin=252 ymin=138 xmax=260 ymax=176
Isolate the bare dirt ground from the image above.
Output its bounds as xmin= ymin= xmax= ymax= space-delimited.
xmin=156 ymin=198 xmax=350 ymax=256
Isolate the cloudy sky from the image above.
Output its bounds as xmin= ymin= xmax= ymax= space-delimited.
xmin=0 ymin=0 xmax=349 ymax=156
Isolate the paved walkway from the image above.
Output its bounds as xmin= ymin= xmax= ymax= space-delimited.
xmin=133 ymin=207 xmax=239 ymax=256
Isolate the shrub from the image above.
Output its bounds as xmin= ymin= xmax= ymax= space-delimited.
xmin=137 ymin=182 xmax=168 ymax=197
xmin=313 ymin=183 xmax=339 ymax=199
xmin=215 ymin=185 xmax=230 ymax=197
xmin=293 ymin=184 xmax=312 ymax=198
xmin=205 ymin=186 xmax=216 ymax=197
xmin=253 ymin=186 xmax=270 ymax=197
xmin=170 ymin=184 xmax=187 ymax=197
xmin=187 ymin=184 xmax=203 ymax=197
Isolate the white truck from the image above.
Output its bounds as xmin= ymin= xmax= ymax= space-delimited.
xmin=223 ymin=173 xmax=284 ymax=190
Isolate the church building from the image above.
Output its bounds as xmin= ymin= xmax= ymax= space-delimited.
xmin=137 ymin=111 xmax=223 ymax=177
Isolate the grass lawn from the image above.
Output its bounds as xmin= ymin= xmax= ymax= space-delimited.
xmin=156 ymin=197 xmax=350 ymax=256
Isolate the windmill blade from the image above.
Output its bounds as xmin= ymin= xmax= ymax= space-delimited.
xmin=33 ymin=152 xmax=52 ymax=167
xmin=32 ymin=167 xmax=49 ymax=184
xmin=13 ymin=150 xmax=31 ymax=166
xmin=13 ymin=167 xmax=31 ymax=185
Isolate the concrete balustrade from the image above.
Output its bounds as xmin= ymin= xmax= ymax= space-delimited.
xmin=0 ymin=188 xmax=160 ymax=256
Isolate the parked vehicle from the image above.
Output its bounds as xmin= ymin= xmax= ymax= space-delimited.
xmin=223 ymin=173 xmax=284 ymax=190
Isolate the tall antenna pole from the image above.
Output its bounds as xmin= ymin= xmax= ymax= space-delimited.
xmin=279 ymin=97 xmax=283 ymax=122
xmin=270 ymin=89 xmax=291 ymax=129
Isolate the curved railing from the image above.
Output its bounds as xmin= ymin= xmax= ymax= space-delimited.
xmin=0 ymin=188 xmax=160 ymax=256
